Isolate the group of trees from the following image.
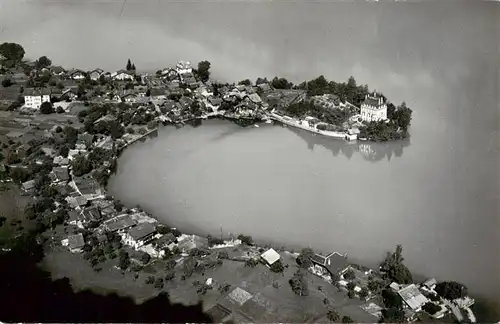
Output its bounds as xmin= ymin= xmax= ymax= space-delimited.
xmin=358 ymin=102 xmax=413 ymax=141
xmin=289 ymin=269 xmax=308 ymax=296
xmin=379 ymin=244 xmax=413 ymax=285
xmin=126 ymin=59 xmax=136 ymax=71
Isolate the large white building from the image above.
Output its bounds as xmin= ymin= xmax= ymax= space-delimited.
xmin=360 ymin=92 xmax=387 ymax=122
xmin=24 ymin=88 xmax=51 ymax=109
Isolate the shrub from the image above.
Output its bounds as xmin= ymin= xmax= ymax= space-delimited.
xmin=245 ymin=258 xmax=258 ymax=268
xmin=217 ymin=251 xmax=229 ymax=260
xmin=346 ymin=281 xmax=356 ymax=291
xmin=359 ymin=286 xmax=369 ymax=299
xmin=218 ymin=283 xmax=231 ymax=294
xmin=342 ymin=316 xmax=354 ymax=323
xmin=326 ymin=310 xmax=340 ymax=322
xmin=154 ymin=278 xmax=164 ymax=289
xmin=164 ymin=259 xmax=177 ymax=270
xmin=145 ymin=275 xmax=155 ymax=285
xmin=347 ymin=290 xmax=355 ymax=299
xmin=343 ymin=269 xmax=356 ymax=280
xmin=164 ymin=271 xmax=175 ymax=281
xmin=269 ymin=259 xmax=284 ymax=273
xmin=289 ymin=270 xmax=308 ymax=296
xmin=237 ymin=234 xmax=253 ymax=246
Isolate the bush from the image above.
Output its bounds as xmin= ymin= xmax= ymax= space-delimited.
xmin=343 ymin=269 xmax=356 ymax=280
xmin=428 ymin=293 xmax=441 ymax=302
xmin=217 ymin=251 xmax=229 ymax=260
xmin=237 ymin=234 xmax=253 ymax=246
xmin=347 ymin=290 xmax=355 ymax=299
xmin=422 ymin=302 xmax=441 ymax=315
xmin=207 ymin=234 xmax=224 ymax=247
xmin=154 ymin=278 xmax=164 ymax=289
xmin=359 ymin=286 xmax=369 ymax=299
xmin=140 ymin=252 xmax=151 ymax=264
xmin=164 ymin=258 xmax=177 ymax=270
xmin=289 ymin=270 xmax=308 ymax=296
xmin=269 ymin=259 xmax=284 ymax=273
xmin=341 ymin=316 xmax=354 ymax=323
xmin=39 ymin=102 xmax=54 ymax=114
xmin=164 ymin=271 xmax=175 ymax=281
xmin=327 ymin=310 xmax=340 ymax=322
xmin=145 ymin=276 xmax=155 ymax=285
xmin=219 ymin=283 xmax=231 ymax=294
xmin=2 ymin=78 xmax=13 ymax=87
xmin=56 ymin=106 xmax=65 ymax=113
xmin=245 ymin=258 xmax=258 ymax=268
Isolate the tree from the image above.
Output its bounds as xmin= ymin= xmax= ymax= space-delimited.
xmin=126 ymin=59 xmax=132 ymax=71
xmin=0 ymin=42 xmax=25 ymax=63
xmin=36 ymin=56 xmax=52 ymax=69
xmin=197 ymin=61 xmax=211 ymax=83
xmin=237 ymin=234 xmax=253 ymax=245
xmin=255 ymin=77 xmax=268 ymax=85
xmin=343 ymin=269 xmax=356 ymax=280
xmin=245 ymin=258 xmax=258 ymax=268
xmin=289 ymin=270 xmax=308 ymax=296
xmin=422 ymin=302 xmax=441 ymax=315
xmin=56 ymin=106 xmax=65 ymax=114
xmin=434 ymin=281 xmax=468 ymax=300
xmin=380 ymin=245 xmax=413 ymax=284
xmin=382 ymin=288 xmax=403 ymax=309
xmin=39 ymin=102 xmax=54 ymax=114
xmin=269 ymin=259 xmax=284 ymax=273
xmin=326 ymin=310 xmax=340 ymax=322
xmin=346 ymin=281 xmax=356 ymax=291
xmin=359 ymin=286 xmax=369 ymax=299
xmin=118 ymin=250 xmax=130 ymax=270
xmin=140 ymin=252 xmax=151 ymax=264
xmin=238 ymin=79 xmax=251 ymax=86
xmin=71 ymin=155 xmax=92 ymax=176
xmin=2 ymin=78 xmax=13 ymax=87
xmin=271 ymin=76 xmax=293 ymax=89
xmin=341 ymin=316 xmax=353 ymax=323
xmin=296 ymin=248 xmax=314 ymax=269
xmin=131 ymin=63 xmax=136 ymax=71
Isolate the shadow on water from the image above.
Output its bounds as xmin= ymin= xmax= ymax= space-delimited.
xmin=0 ymin=233 xmax=213 ymax=323
xmin=285 ymin=124 xmax=411 ymax=162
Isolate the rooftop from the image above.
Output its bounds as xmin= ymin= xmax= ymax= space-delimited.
xmin=67 ymin=233 xmax=85 ymax=250
xmin=127 ymin=222 xmax=156 ymax=241
xmin=397 ymin=284 xmax=428 ymax=310
xmin=260 ymin=248 xmax=280 ymax=265
xmin=104 ymin=214 xmax=137 ymax=232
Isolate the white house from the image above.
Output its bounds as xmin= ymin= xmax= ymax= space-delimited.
xmin=260 ymin=248 xmax=281 ymax=266
xmin=360 ymin=92 xmax=387 ymax=122
xmin=175 ymin=60 xmax=193 ymax=75
xmin=123 ymin=223 xmax=157 ymax=249
xmin=24 ymin=88 xmax=51 ymax=109
xmin=112 ymin=70 xmax=134 ymax=81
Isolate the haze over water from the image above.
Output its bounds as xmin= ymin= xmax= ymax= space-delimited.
xmin=2 ymin=0 xmax=499 ymax=298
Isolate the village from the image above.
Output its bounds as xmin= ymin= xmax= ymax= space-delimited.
xmin=0 ymin=44 xmax=472 ymax=323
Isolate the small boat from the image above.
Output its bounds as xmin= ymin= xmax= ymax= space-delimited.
xmin=254 ymin=124 xmax=260 ymax=128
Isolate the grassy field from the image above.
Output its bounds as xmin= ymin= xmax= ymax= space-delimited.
xmin=0 ymin=183 xmax=33 ymax=247
xmin=43 ymin=243 xmax=377 ymax=322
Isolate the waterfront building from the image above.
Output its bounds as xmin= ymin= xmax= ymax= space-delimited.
xmin=360 ymin=92 xmax=387 ymax=122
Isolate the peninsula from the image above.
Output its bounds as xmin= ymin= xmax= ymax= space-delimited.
xmin=0 ymin=42 xmax=482 ymax=324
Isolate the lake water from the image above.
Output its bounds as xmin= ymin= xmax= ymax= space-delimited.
xmin=2 ymin=0 xmax=498 ymax=300
xmin=109 ymin=116 xmax=498 ymax=298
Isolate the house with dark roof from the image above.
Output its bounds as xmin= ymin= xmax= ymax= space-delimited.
xmin=69 ymin=69 xmax=86 ymax=80
xmin=65 ymin=233 xmax=85 ymax=253
xmin=123 ymin=222 xmax=157 ymax=249
xmin=81 ymin=206 xmax=101 ymax=225
xmin=24 ymin=88 xmax=51 ymax=109
xmin=104 ymin=214 xmax=137 ymax=232
xmin=52 ymin=166 xmax=70 ymax=182
xmin=50 ymin=66 xmax=66 ymax=76
xmin=311 ymin=251 xmax=349 ymax=278
xmin=89 ymin=68 xmax=104 ymax=80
